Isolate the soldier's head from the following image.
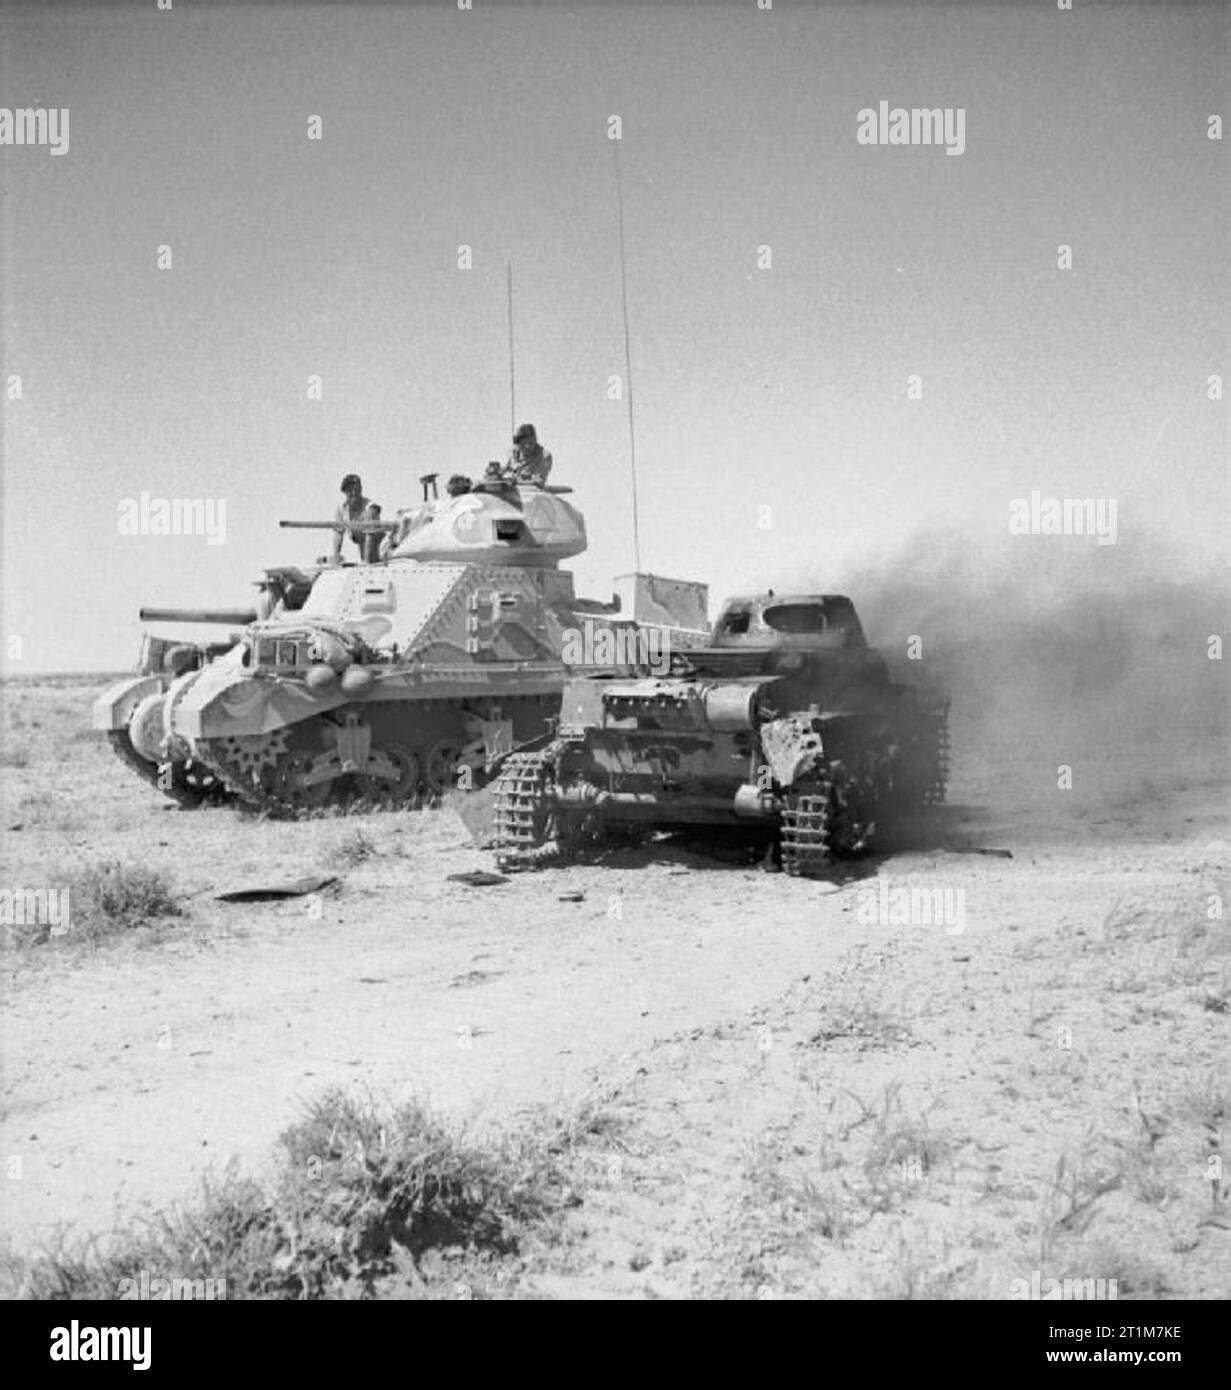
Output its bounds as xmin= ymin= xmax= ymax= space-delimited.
xmin=447 ymin=474 xmax=472 ymax=497
xmin=513 ymin=423 xmax=537 ymax=450
xmin=340 ymin=473 xmax=363 ymax=499
xmin=484 ymin=461 xmax=504 ymax=479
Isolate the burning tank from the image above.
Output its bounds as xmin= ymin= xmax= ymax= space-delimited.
xmin=491 ymin=592 xmax=949 ymax=876
xmin=91 ymin=567 xmax=319 ymax=804
xmin=142 ymin=476 xmax=707 ymax=813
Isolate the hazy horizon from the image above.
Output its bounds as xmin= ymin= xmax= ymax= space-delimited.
xmin=3 ymin=0 xmax=1227 ymax=672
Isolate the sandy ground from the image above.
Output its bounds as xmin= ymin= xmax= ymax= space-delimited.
xmin=1 ymin=677 xmax=1228 ymax=1297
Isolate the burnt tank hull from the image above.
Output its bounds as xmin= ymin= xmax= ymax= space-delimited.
xmin=492 ymin=593 xmax=949 ymax=876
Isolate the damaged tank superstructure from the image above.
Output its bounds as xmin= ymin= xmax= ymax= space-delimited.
xmin=492 ymin=592 xmax=949 ymax=876
xmin=137 ymin=480 xmax=707 ymax=813
xmin=92 ymin=568 xmax=320 ymax=804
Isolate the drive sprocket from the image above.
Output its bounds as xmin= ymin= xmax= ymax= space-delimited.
xmin=193 ymin=730 xmax=292 ymax=812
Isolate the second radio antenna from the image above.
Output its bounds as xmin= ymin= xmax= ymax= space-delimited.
xmin=613 ymin=143 xmax=643 ymax=574
xmin=506 ymin=261 xmax=516 ymax=438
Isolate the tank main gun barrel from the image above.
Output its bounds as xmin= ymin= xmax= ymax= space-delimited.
xmin=139 ymin=607 xmax=259 ymax=625
xmin=279 ymin=520 xmax=399 ymax=532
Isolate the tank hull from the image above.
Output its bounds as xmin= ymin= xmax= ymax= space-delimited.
xmin=161 ymin=557 xmax=709 ymax=814
xmin=492 ymin=594 xmax=949 ymax=876
xmin=98 ymin=483 xmax=711 ymax=815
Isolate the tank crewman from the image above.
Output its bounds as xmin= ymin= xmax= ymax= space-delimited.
xmin=506 ymin=423 xmax=553 ymax=485
xmin=332 ymin=474 xmax=382 ymax=563
xmin=446 ymin=473 xmax=473 ymax=497
xmin=474 ymin=460 xmax=514 ymax=495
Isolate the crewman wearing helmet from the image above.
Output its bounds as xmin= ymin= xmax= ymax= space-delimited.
xmin=506 ymin=424 xmax=553 ymax=485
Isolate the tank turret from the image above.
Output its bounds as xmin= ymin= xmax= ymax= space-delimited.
xmin=388 ymin=484 xmax=586 ymax=566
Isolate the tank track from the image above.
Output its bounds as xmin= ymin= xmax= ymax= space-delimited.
xmin=106 ymin=730 xmax=227 ymax=808
xmin=492 ymin=747 xmax=560 ymax=867
xmin=780 ymin=785 xmax=832 ymax=878
xmin=781 ymin=766 xmax=879 ymax=878
xmin=924 ymin=703 xmax=951 ymax=805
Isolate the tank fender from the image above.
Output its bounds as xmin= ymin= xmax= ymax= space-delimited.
xmin=91 ymin=675 xmax=166 ymax=731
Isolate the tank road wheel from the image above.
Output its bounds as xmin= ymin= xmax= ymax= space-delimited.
xmin=354 ymin=745 xmax=420 ymax=806
xmin=270 ymin=749 xmax=333 ymax=812
xmin=825 ymin=764 xmax=878 ymax=856
xmin=423 ymin=738 xmax=466 ymax=796
xmin=173 ymin=756 xmax=227 ymax=803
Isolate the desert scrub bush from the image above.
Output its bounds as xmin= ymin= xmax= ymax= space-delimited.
xmin=0 ymin=1170 xmax=271 ymax=1300
xmin=864 ymin=1116 xmax=949 ymax=1188
xmin=331 ymin=828 xmax=378 ymax=866
xmin=841 ymin=1081 xmax=951 ymax=1213
xmin=2 ymin=1088 xmax=584 ymax=1300
xmin=809 ymin=1003 xmax=912 ymax=1049
xmin=274 ymin=1088 xmax=573 ymax=1294
xmin=1073 ymin=1239 xmax=1170 ymax=1300
xmin=4 ymin=861 xmax=182 ymax=950
xmin=3 ymin=861 xmax=183 ymax=949
xmin=71 ymin=860 xmax=183 ymax=942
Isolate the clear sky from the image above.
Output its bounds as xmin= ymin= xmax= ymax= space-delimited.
xmin=2 ymin=0 xmax=1226 ymax=671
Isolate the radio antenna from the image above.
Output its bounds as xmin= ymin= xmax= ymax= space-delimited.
xmin=507 ymin=261 xmax=516 ymax=437
xmin=612 ymin=143 xmax=643 ymax=573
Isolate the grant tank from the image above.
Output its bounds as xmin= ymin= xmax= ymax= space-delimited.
xmin=153 ymin=479 xmax=708 ymax=813
xmin=491 ymin=592 xmax=949 ymax=876
xmin=91 ymin=568 xmax=318 ymax=805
